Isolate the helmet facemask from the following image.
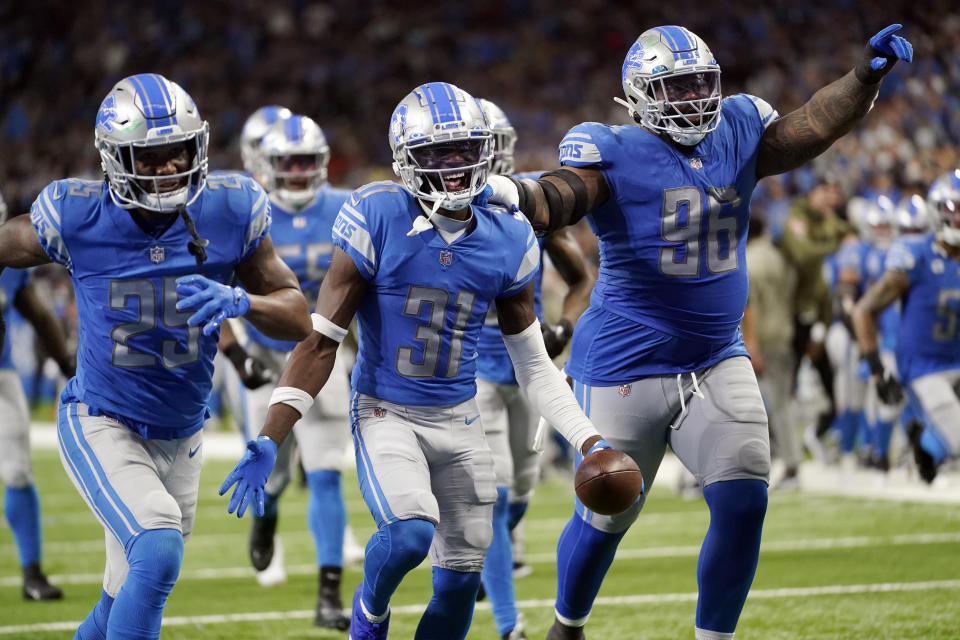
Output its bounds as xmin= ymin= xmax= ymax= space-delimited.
xmin=264 ymin=150 xmax=329 ymax=209
xmin=398 ymin=137 xmax=492 ymax=211
xmin=934 ymin=198 xmax=960 ymax=246
xmin=97 ymin=127 xmax=209 ymax=213
xmin=490 ymin=129 xmax=517 ymax=176
xmin=626 ymin=69 xmax=721 ymax=146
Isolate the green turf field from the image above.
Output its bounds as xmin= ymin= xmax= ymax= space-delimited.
xmin=2 ymin=449 xmax=959 ymax=639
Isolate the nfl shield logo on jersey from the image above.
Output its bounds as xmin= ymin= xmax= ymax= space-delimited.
xmin=149 ymin=246 xmax=165 ymax=263
xmin=374 ymin=407 xmax=386 ymax=418
xmin=439 ymin=250 xmax=454 ymax=268
xmin=688 ymin=157 xmax=703 ymax=170
xmin=619 ymin=384 xmax=632 ymax=397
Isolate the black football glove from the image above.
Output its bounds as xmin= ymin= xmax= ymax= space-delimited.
xmin=541 ymin=319 xmax=574 ymax=359
xmin=224 ymin=343 xmax=274 ymax=390
xmin=865 ymin=350 xmax=903 ymax=405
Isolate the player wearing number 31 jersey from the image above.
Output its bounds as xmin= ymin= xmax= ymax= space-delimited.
xmin=487 ymin=22 xmax=913 ymax=640
xmin=0 ymin=73 xmax=310 ymax=640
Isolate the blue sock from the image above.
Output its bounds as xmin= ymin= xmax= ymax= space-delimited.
xmin=920 ymin=427 xmax=951 ymax=464
xmin=415 ymin=567 xmax=482 ymax=640
xmin=74 ymin=589 xmax=115 ymax=640
xmin=555 ymin=514 xmax=626 ymax=622
xmin=107 ymin=529 xmax=183 ymax=640
xmin=507 ymin=500 xmax=528 ymax=532
xmin=362 ymin=518 xmax=434 ymax=617
xmin=4 ymin=485 xmax=41 ymax=567
xmin=873 ymin=420 xmax=895 ymax=459
xmin=306 ymin=470 xmax=346 ymax=567
xmin=697 ymin=479 xmax=767 ymax=634
xmin=482 ymin=488 xmax=517 ymax=636
xmin=838 ymin=410 xmax=859 ymax=453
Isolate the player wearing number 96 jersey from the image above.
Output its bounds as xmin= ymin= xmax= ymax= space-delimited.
xmin=221 ymin=82 xmax=612 ymax=640
xmin=0 ymin=73 xmax=310 ymax=640
xmin=485 ymin=22 xmax=913 ymax=640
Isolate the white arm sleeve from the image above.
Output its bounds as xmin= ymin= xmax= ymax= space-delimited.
xmin=502 ymin=320 xmax=600 ymax=453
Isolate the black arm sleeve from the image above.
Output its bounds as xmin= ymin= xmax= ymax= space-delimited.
xmin=538 ymin=169 xmax=593 ymax=234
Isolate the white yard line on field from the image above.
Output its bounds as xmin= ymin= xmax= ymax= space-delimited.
xmin=2 ymin=531 xmax=959 ymax=588
xmin=1 ymin=579 xmax=958 ymax=635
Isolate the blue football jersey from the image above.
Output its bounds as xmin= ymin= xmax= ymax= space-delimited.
xmin=333 ymin=181 xmax=540 ymax=406
xmin=29 ymin=174 xmax=270 ymax=438
xmin=558 ymin=94 xmax=777 ymax=383
xmin=0 ymin=268 xmax=30 ymax=370
xmin=886 ymin=233 xmax=960 ymax=383
xmin=245 ymin=186 xmax=351 ymax=352
xmin=832 ymin=237 xmax=870 ymax=294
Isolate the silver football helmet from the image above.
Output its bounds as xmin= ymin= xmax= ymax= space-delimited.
xmin=240 ymin=105 xmax=293 ymax=179
xmin=259 ymin=115 xmax=330 ymax=210
xmin=479 ymin=99 xmax=517 ymax=176
xmin=893 ymin=194 xmax=933 ymax=235
xmin=389 ymin=82 xmax=492 ymax=211
xmin=616 ymin=26 xmax=722 ymax=147
xmin=928 ymin=169 xmax=960 ymax=246
xmin=859 ymin=194 xmax=897 ymax=249
xmin=95 ymin=73 xmax=209 ymax=212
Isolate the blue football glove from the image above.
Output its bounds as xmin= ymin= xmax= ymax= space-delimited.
xmin=219 ymin=435 xmax=278 ymax=518
xmin=175 ymin=274 xmax=251 ymax=336
xmin=856 ymin=24 xmax=913 ymax=84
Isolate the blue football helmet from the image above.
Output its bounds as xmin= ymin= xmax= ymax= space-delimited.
xmin=894 ymin=194 xmax=932 ymax=235
xmin=95 ymin=73 xmax=209 ymax=212
xmin=259 ymin=115 xmax=330 ymax=209
xmin=928 ymin=169 xmax=960 ymax=246
xmin=241 ymin=105 xmax=293 ymax=179
xmin=616 ymin=26 xmax=721 ymax=146
xmin=479 ymin=99 xmax=517 ymax=176
xmin=389 ymin=82 xmax=492 ymax=211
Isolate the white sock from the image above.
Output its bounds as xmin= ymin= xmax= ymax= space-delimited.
xmin=695 ymin=628 xmax=734 ymax=640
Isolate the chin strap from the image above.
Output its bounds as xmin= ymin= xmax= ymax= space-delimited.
xmin=407 ymin=194 xmax=445 ymax=237
xmin=177 ymin=205 xmax=210 ymax=266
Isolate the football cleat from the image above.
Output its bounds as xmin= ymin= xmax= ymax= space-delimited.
xmin=907 ymin=421 xmax=939 ymax=484
xmin=545 ymin=618 xmax=586 ymax=640
xmin=512 ymin=560 xmax=533 ymax=579
xmin=249 ymin=513 xmax=278 ymax=571
xmin=502 ymin=612 xmax=528 ymax=639
xmin=315 ymin=567 xmax=350 ymax=630
xmin=350 ymin=585 xmax=390 ymax=640
xmin=22 ymin=563 xmax=63 ymax=601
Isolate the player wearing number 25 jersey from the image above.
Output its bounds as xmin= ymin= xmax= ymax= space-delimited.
xmin=487 ymin=23 xmax=913 ymax=640
xmin=221 ymin=81 xmax=611 ymax=640
xmin=0 ymin=73 xmax=310 ymax=640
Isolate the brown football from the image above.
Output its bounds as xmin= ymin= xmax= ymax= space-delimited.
xmin=575 ymin=449 xmax=644 ymax=515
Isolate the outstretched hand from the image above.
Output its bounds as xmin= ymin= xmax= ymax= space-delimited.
xmin=176 ymin=275 xmax=251 ymax=336
xmin=857 ymin=24 xmax=913 ymax=84
xmin=219 ymin=436 xmax=278 ymax=518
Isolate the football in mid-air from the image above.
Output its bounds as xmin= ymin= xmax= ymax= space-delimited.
xmin=575 ymin=448 xmax=644 ymax=515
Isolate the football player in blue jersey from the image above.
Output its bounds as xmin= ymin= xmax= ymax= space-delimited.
xmin=0 ymin=258 xmax=75 ymax=601
xmin=0 ymin=73 xmax=311 ymax=640
xmin=240 ymin=105 xmax=294 ymax=184
xmin=221 ymin=82 xmax=617 ymax=640
xmin=224 ymin=113 xmax=356 ymax=628
xmin=853 ymin=170 xmax=960 ymax=484
xmin=486 ymin=23 xmax=913 ymax=640
xmin=475 ymin=98 xmax=595 ymax=640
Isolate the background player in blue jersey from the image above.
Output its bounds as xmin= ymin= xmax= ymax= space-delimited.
xmin=487 ymin=23 xmax=913 ymax=640
xmin=221 ymin=82 xmax=616 ymax=640
xmin=223 ymin=113 xmax=356 ymax=628
xmin=1 ymin=263 xmax=74 ymax=601
xmin=0 ymin=73 xmax=311 ymax=640
xmin=475 ymin=98 xmax=596 ymax=640
xmin=853 ymin=169 xmax=960 ymax=484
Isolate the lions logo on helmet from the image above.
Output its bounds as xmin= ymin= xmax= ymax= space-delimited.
xmin=928 ymin=169 xmax=960 ymax=246
xmin=895 ymin=194 xmax=933 ymax=235
xmin=259 ymin=115 xmax=330 ymax=210
xmin=95 ymin=73 xmax=209 ymax=213
xmin=478 ymin=99 xmax=517 ymax=176
xmin=389 ymin=82 xmax=492 ymax=212
xmin=615 ymin=26 xmax=722 ymax=147
xmin=240 ymin=105 xmax=293 ymax=180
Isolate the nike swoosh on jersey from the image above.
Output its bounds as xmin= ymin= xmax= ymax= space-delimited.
xmin=188 ymin=444 xmax=201 ymax=458
xmin=464 ymin=415 xmax=480 ymax=425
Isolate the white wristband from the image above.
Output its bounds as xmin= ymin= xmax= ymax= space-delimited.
xmin=312 ymin=313 xmax=348 ymax=343
xmin=268 ymin=386 xmax=315 ymax=417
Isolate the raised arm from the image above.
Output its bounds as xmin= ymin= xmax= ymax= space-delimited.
xmin=490 ymin=166 xmax=610 ymax=235
xmin=756 ymin=24 xmax=913 ymax=178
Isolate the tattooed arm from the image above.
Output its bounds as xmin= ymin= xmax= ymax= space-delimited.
xmin=851 ymin=270 xmax=910 ymax=354
xmin=756 ymin=24 xmax=912 ymax=179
